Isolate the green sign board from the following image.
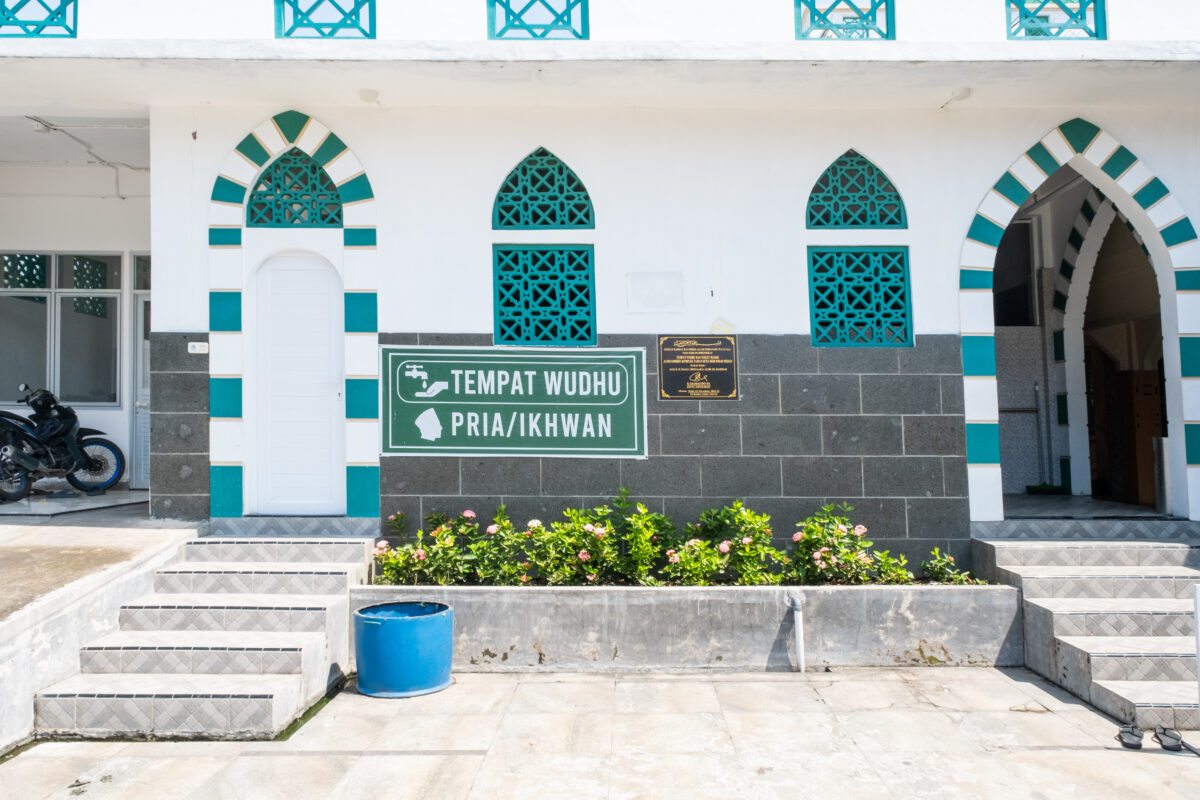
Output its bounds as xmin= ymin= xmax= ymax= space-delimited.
xmin=381 ymin=346 xmax=647 ymax=458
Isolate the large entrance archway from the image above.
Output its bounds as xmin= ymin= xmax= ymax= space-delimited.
xmin=958 ymin=119 xmax=1200 ymax=521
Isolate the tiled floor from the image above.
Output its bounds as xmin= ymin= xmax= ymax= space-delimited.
xmin=4 ymin=668 xmax=1200 ymax=799
xmin=1004 ymin=493 xmax=1168 ymax=519
xmin=0 ymin=480 xmax=149 ymax=517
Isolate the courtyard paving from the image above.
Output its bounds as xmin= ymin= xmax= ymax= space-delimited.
xmin=3 ymin=667 xmax=1199 ymax=799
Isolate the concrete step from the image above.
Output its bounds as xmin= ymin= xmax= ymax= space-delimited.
xmin=971 ymin=520 xmax=1200 ymax=541
xmin=181 ymin=538 xmax=373 ymax=565
xmin=1026 ymin=597 xmax=1195 ymax=637
xmin=1091 ymin=680 xmax=1200 ymax=731
xmin=154 ymin=562 xmax=367 ymax=595
xmin=994 ymin=565 xmax=1200 ymax=599
xmin=119 ymin=593 xmax=348 ymax=636
xmin=1058 ymin=636 xmax=1197 ymax=685
xmin=980 ymin=540 xmax=1200 ymax=569
xmin=79 ymin=630 xmax=325 ymax=676
xmin=35 ymin=673 xmax=304 ymax=739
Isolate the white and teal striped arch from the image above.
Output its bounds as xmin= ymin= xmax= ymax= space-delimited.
xmin=959 ymin=118 xmax=1200 ymax=521
xmin=206 ymin=110 xmax=380 ymax=520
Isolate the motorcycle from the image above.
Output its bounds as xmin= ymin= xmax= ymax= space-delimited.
xmin=0 ymin=384 xmax=126 ymax=502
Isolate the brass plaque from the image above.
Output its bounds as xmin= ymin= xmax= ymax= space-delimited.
xmin=657 ymin=336 xmax=738 ymax=400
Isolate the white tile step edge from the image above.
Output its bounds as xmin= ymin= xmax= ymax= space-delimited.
xmin=1091 ymin=680 xmax=1200 ymax=731
xmin=1058 ymin=636 xmax=1196 ymax=657
xmin=999 ymin=565 xmax=1200 ymax=578
xmin=181 ymin=538 xmax=374 ymax=564
xmin=1027 ymin=597 xmax=1195 ymax=613
xmin=80 ymin=630 xmax=327 ymax=674
xmin=154 ymin=561 xmax=368 ymax=594
xmin=35 ymin=673 xmax=305 ymax=739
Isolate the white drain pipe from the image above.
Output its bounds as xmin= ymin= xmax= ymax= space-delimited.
xmin=1194 ymin=585 xmax=1199 ymax=715
xmin=790 ymin=594 xmax=806 ymax=673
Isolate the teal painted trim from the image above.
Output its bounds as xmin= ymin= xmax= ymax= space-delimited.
xmin=961 ymin=336 xmax=997 ymax=377
xmin=1060 ymin=457 xmax=1071 ymax=490
xmin=495 ymin=245 xmax=598 ymax=346
xmin=493 ymin=148 xmax=596 ymax=230
xmin=1175 ymin=270 xmax=1200 ymax=292
xmin=273 ymin=110 xmax=310 ymax=143
xmin=1059 ymin=260 xmax=1075 ymax=280
xmin=1056 ymin=394 xmax=1069 ymax=425
xmin=1052 ymin=291 xmax=1068 ymax=312
xmin=965 ymin=423 xmax=1001 ymax=465
xmin=345 ymin=293 xmax=378 ymax=333
xmin=794 ymin=0 xmax=894 ymax=39
xmin=209 ymin=378 xmax=243 ymax=419
xmin=209 ymin=292 xmax=242 ymax=333
xmin=343 ymin=228 xmax=377 ymax=247
xmin=488 ymin=0 xmax=589 ymax=39
xmin=1161 ymin=218 xmax=1199 ymax=248
xmin=346 ymin=379 xmax=379 ymax=419
xmin=338 ymin=173 xmax=374 ymax=204
xmin=346 ymin=466 xmax=381 ymax=518
xmin=959 ymin=270 xmax=993 ymax=290
xmin=210 ymin=466 xmax=243 ymax=518
xmin=236 ymin=134 xmax=271 ymax=167
xmin=313 ymin=133 xmax=348 ymax=167
xmin=208 ymin=228 xmax=242 ymax=247
xmin=277 ymin=0 xmax=376 ymax=38
xmin=1101 ymin=146 xmax=1137 ymax=180
xmin=1186 ymin=424 xmax=1200 ymax=466
xmin=993 ymin=173 xmax=1031 ymax=207
xmin=0 ymin=0 xmax=76 ymax=37
xmin=1067 ymin=228 xmax=1084 ymax=251
xmin=1080 ymin=201 xmax=1095 ymax=223
xmin=1179 ymin=338 xmax=1200 ymax=378
xmin=967 ymin=215 xmax=1005 ymax=248
xmin=1053 ymin=330 xmax=1065 ymax=362
xmin=1025 ymin=143 xmax=1060 ymax=176
xmin=1059 ymin=118 xmax=1101 ymax=153
xmin=1134 ymin=178 xmax=1169 ymax=209
xmin=211 ymin=177 xmax=247 ymax=205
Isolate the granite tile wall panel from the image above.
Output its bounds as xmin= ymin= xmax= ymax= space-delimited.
xmin=150 ymin=333 xmax=210 ymax=520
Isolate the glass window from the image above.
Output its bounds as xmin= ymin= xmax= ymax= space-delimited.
xmin=0 ymin=0 xmax=77 ymax=38
xmin=0 ymin=294 xmax=48 ymax=394
xmin=488 ymin=0 xmax=589 ymax=40
xmin=275 ymin=0 xmax=375 ymax=38
xmin=57 ymin=254 xmax=121 ymax=290
xmin=808 ymin=247 xmax=911 ymax=347
xmin=135 ymin=255 xmax=151 ymax=291
xmin=1008 ymin=1 xmax=1106 ymax=39
xmin=795 ymin=1 xmax=893 ymax=40
xmin=58 ymin=296 xmax=118 ymax=403
xmin=3 ymin=253 xmax=48 ymax=289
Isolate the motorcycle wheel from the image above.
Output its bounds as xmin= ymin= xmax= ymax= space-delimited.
xmin=66 ymin=438 xmax=125 ymax=492
xmin=0 ymin=462 xmax=31 ymax=502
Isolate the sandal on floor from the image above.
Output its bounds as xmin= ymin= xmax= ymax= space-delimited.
xmin=1116 ymin=724 xmax=1144 ymax=749
xmin=1154 ymin=726 xmax=1183 ymax=751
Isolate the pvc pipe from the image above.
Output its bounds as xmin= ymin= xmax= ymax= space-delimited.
xmin=790 ymin=594 xmax=805 ymax=673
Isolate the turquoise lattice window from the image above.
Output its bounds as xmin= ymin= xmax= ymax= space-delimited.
xmin=0 ymin=0 xmax=76 ymax=37
xmin=493 ymin=246 xmax=595 ymax=346
xmin=808 ymin=247 xmax=911 ymax=347
xmin=247 ymin=149 xmax=343 ymax=228
xmin=2 ymin=254 xmax=47 ymax=290
xmin=493 ymin=148 xmax=595 ymax=229
xmin=488 ymin=0 xmax=588 ymax=40
xmin=795 ymin=1 xmax=893 ymax=40
xmin=275 ymin=0 xmax=375 ymax=38
xmin=70 ymin=257 xmax=109 ymax=319
xmin=808 ymin=150 xmax=906 ymax=229
xmin=1008 ymin=1 xmax=1105 ymax=39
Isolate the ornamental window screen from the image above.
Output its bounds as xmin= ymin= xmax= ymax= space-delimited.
xmin=70 ymin=257 xmax=109 ymax=319
xmin=795 ymin=1 xmax=893 ymax=40
xmin=808 ymin=248 xmax=911 ymax=347
xmin=247 ymin=149 xmax=343 ymax=228
xmin=2 ymin=253 xmax=48 ymax=291
xmin=493 ymin=246 xmax=595 ymax=346
xmin=275 ymin=0 xmax=375 ymax=38
xmin=488 ymin=0 xmax=589 ymax=39
xmin=1008 ymin=1 xmax=1105 ymax=39
xmin=807 ymin=150 xmax=907 ymax=229
xmin=0 ymin=0 xmax=76 ymax=37
xmin=493 ymin=148 xmax=595 ymax=229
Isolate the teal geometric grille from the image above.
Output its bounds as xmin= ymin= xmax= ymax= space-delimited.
xmin=488 ymin=0 xmax=588 ymax=40
xmin=2 ymin=253 xmax=48 ymax=289
xmin=275 ymin=0 xmax=375 ymax=38
xmin=493 ymin=245 xmax=595 ymax=346
xmin=70 ymin=257 xmax=109 ymax=319
xmin=1007 ymin=1 xmax=1105 ymax=39
xmin=795 ymin=1 xmax=893 ymax=40
xmin=0 ymin=0 xmax=76 ymax=37
xmin=493 ymin=148 xmax=594 ymax=229
xmin=808 ymin=150 xmax=906 ymax=229
xmin=808 ymin=248 xmax=911 ymax=347
xmin=247 ymin=149 xmax=343 ymax=228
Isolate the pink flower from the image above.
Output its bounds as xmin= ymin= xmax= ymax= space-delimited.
xmin=462 ymin=510 xmax=476 ymax=519
xmin=792 ymin=532 xmax=803 ymax=542
xmin=830 ymin=556 xmax=839 ymax=565
xmin=387 ymin=514 xmax=396 ymax=522
xmin=584 ymin=524 xmax=595 ymax=533
xmin=854 ymin=525 xmax=867 ymax=536
xmin=595 ymin=531 xmax=606 ymax=539
xmin=765 ymin=528 xmax=772 ymax=536
xmin=520 ymin=575 xmax=530 ymax=583
xmin=587 ymin=573 xmax=597 ymax=582
xmin=668 ymin=554 xmax=680 ymax=564
xmin=813 ymin=553 xmax=823 ymax=562
xmin=687 ymin=539 xmax=701 ymax=547
xmin=718 ymin=541 xmax=731 ymax=553
xmin=528 ymin=519 xmax=543 ymax=529
xmin=486 ymin=524 xmax=499 ymax=535
xmin=414 ymin=549 xmax=427 ymax=561
xmin=578 ymin=550 xmax=591 ymax=562
xmin=666 ymin=549 xmax=676 ymax=556
xmin=837 ymin=525 xmax=847 ymax=533
xmin=741 ymin=537 xmax=753 ymax=545
xmin=651 ymin=535 xmax=659 ymax=542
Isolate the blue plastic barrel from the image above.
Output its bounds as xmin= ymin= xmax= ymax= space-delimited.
xmin=354 ymin=601 xmax=454 ymax=697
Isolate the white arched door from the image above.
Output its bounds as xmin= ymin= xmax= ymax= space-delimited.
xmin=253 ymin=254 xmax=345 ymax=515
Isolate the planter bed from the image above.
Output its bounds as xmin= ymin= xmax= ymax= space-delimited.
xmin=350 ymin=585 xmax=1022 ymax=672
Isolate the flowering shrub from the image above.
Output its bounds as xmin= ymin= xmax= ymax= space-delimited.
xmin=786 ymin=504 xmax=874 ymax=584
xmin=920 ymin=547 xmax=981 ymax=584
xmin=684 ymin=501 xmax=785 ymax=585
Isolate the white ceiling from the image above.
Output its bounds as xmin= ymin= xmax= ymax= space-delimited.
xmin=0 ymin=116 xmax=148 ymax=169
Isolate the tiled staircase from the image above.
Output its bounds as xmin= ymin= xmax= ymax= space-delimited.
xmin=975 ymin=537 xmax=1200 ymax=730
xmin=34 ymin=537 xmax=372 ymax=739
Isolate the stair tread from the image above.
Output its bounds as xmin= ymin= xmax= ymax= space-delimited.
xmin=39 ymin=672 xmax=303 ymax=697
xmin=1027 ymin=597 xmax=1195 ymax=613
xmin=1093 ymin=680 xmax=1200 ymax=706
xmin=981 ymin=540 xmax=1200 ymax=548
xmin=1058 ymin=636 xmax=1196 ymax=656
xmin=159 ymin=561 xmax=366 ymax=574
xmin=81 ymin=630 xmax=325 ymax=650
xmin=1001 ymin=565 xmax=1200 ymax=577
xmin=122 ymin=592 xmax=345 ymax=608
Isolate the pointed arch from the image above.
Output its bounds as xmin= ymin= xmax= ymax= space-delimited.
xmin=492 ymin=147 xmax=595 ymax=230
xmin=807 ymin=149 xmax=907 ymax=229
xmin=957 ymin=117 xmax=1200 ymax=521
xmin=247 ymin=148 xmax=343 ymax=228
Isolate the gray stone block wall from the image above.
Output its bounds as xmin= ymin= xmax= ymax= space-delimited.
xmin=380 ymin=333 xmax=969 ymax=565
xmin=150 ymin=333 xmax=210 ymax=520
